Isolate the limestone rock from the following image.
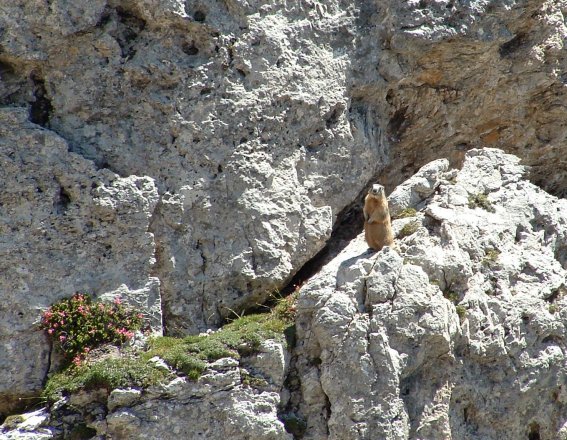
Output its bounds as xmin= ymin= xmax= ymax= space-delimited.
xmin=0 ymin=108 xmax=160 ymax=414
xmin=294 ymin=149 xmax=567 ymax=439
xmin=388 ymin=158 xmax=452 ymax=217
xmin=0 ymin=408 xmax=52 ymax=440
xmin=368 ymin=0 xmax=567 ymax=195
xmin=3 ymin=0 xmax=567 ymax=425
xmin=0 ymin=0 xmax=384 ymax=337
xmin=6 ymin=361 xmax=291 ymax=440
xmin=242 ymin=340 xmax=290 ymax=391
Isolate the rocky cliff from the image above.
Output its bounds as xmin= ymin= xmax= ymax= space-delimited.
xmin=2 ymin=0 xmax=567 ymax=437
xmin=4 ymin=149 xmax=567 ymax=439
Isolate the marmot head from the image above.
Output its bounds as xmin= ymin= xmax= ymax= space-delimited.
xmin=368 ymin=183 xmax=385 ymax=198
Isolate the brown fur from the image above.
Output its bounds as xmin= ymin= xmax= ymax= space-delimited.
xmin=363 ymin=184 xmax=394 ymax=251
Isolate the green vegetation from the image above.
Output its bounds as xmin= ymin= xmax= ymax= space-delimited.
xmin=393 ymin=208 xmax=417 ymax=219
xmin=2 ymin=415 xmax=24 ymax=430
xmin=455 ymin=305 xmax=467 ymax=321
xmin=482 ymin=249 xmax=500 ymax=267
xmin=39 ymin=293 xmax=143 ymax=366
xmin=41 ymin=292 xmax=298 ymax=402
xmin=549 ymin=304 xmax=558 ymax=315
xmin=398 ymin=221 xmax=420 ymax=239
xmin=141 ymin=308 xmax=295 ymax=380
xmin=443 ymin=291 xmax=459 ymax=304
xmin=42 ymin=356 xmax=172 ymax=402
xmin=241 ymin=368 xmax=269 ymax=388
xmin=468 ymin=192 xmax=495 ymax=213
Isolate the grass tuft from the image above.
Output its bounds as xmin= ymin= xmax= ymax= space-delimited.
xmin=398 ymin=221 xmax=420 ymax=239
xmin=482 ymin=249 xmax=500 ymax=266
xmin=393 ymin=208 xmax=417 ymax=219
xmin=42 ymin=357 xmax=171 ymax=402
xmin=468 ymin=193 xmax=495 ymax=213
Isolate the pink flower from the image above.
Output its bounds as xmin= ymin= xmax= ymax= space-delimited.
xmin=72 ymin=355 xmax=82 ymax=367
xmin=47 ymin=329 xmax=54 ymax=335
xmin=113 ymin=296 xmax=122 ymax=305
xmin=59 ymin=335 xmax=66 ymax=342
xmin=83 ymin=347 xmax=90 ymax=353
xmin=137 ymin=313 xmax=144 ymax=319
xmin=116 ymin=328 xmax=134 ymax=339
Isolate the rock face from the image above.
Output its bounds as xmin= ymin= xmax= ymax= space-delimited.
xmin=294 ymin=149 xmax=567 ymax=439
xmin=3 ymin=0 xmax=567 ymax=422
xmin=0 ymin=0 xmax=380 ymax=410
xmin=1 ymin=344 xmax=291 ymax=440
xmin=0 ymin=108 xmax=161 ymax=415
xmin=3 ymin=149 xmax=567 ymax=439
xmin=365 ymin=0 xmax=567 ymax=196
xmin=0 ymin=0 xmax=383 ymax=340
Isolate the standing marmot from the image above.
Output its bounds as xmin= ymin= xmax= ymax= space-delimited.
xmin=363 ymin=183 xmax=395 ymax=251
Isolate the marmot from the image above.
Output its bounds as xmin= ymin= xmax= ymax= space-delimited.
xmin=363 ymin=183 xmax=395 ymax=251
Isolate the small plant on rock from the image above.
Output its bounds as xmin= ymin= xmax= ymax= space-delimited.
xmin=455 ymin=305 xmax=467 ymax=321
xmin=443 ymin=290 xmax=459 ymax=304
xmin=482 ymin=249 xmax=500 ymax=267
xmin=398 ymin=221 xmax=420 ymax=239
xmin=40 ymin=293 xmax=144 ymax=366
xmin=468 ymin=192 xmax=495 ymax=213
xmin=393 ymin=208 xmax=417 ymax=220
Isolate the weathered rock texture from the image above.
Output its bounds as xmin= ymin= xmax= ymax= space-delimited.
xmin=4 ymin=148 xmax=567 ymax=439
xmin=294 ymin=149 xmax=567 ymax=439
xmin=1 ymin=342 xmax=291 ymax=440
xmin=3 ymin=0 xmax=567 ymax=420
xmin=366 ymin=0 xmax=567 ymax=196
xmin=0 ymin=108 xmax=161 ymax=415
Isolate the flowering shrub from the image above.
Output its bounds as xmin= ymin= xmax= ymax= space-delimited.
xmin=40 ymin=293 xmax=144 ymax=366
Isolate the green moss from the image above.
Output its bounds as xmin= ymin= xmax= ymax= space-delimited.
xmin=549 ymin=304 xmax=558 ymax=315
xmin=455 ymin=305 xmax=467 ymax=321
xmin=444 ymin=291 xmax=459 ymax=304
xmin=394 ymin=208 xmax=417 ymax=219
xmin=398 ymin=221 xmax=420 ymax=239
xmin=42 ymin=356 xmax=172 ymax=402
xmin=2 ymin=415 xmax=24 ymax=430
xmin=240 ymin=369 xmax=269 ymax=388
xmin=482 ymin=249 xmax=500 ymax=266
xmin=146 ymin=307 xmax=296 ymax=375
xmin=468 ymin=193 xmax=495 ymax=213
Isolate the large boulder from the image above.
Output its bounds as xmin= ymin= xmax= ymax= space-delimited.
xmin=294 ymin=149 xmax=567 ymax=439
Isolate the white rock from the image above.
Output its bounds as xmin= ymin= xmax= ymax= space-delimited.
xmin=295 ymin=149 xmax=567 ymax=439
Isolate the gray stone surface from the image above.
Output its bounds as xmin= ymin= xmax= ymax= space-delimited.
xmin=0 ymin=108 xmax=160 ymax=415
xmin=6 ymin=356 xmax=291 ymax=440
xmin=0 ymin=0 xmax=384 ymax=339
xmin=3 ymin=149 xmax=567 ymax=439
xmin=294 ymin=149 xmax=567 ymax=439
xmin=3 ymin=0 xmax=567 ymax=427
